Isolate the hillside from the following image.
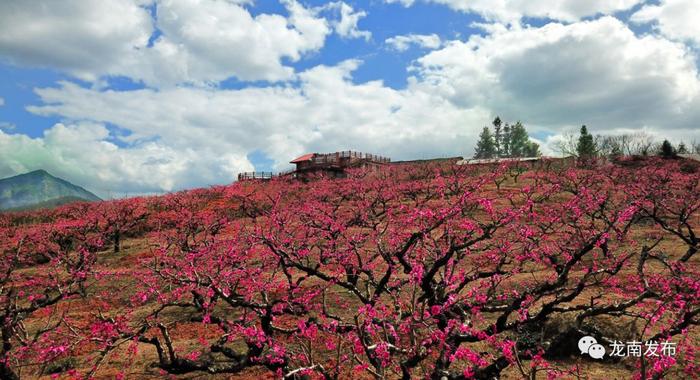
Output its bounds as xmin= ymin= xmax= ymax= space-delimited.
xmin=0 ymin=159 xmax=697 ymax=379
xmin=0 ymin=169 xmax=100 ymax=210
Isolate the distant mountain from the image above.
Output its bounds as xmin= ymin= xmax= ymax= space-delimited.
xmin=0 ymin=170 xmax=101 ymax=211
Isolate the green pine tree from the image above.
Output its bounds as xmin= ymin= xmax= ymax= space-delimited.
xmin=576 ymin=125 xmax=596 ymax=159
xmin=659 ymin=140 xmax=676 ymax=158
xmin=493 ymin=117 xmax=502 ymax=157
xmin=525 ymin=141 xmax=541 ymax=157
xmin=501 ymin=123 xmax=511 ymax=157
xmin=508 ymin=121 xmax=531 ymax=157
xmin=474 ymin=126 xmax=497 ymax=159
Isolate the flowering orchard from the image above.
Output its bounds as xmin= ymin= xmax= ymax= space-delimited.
xmin=0 ymin=158 xmax=698 ymax=379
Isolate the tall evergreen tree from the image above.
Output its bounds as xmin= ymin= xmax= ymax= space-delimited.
xmin=660 ymin=139 xmax=676 ymax=158
xmin=474 ymin=126 xmax=497 ymax=159
xmin=492 ymin=116 xmax=502 ymax=157
xmin=576 ymin=125 xmax=596 ymax=159
xmin=501 ymin=123 xmax=511 ymax=157
xmin=525 ymin=141 xmax=541 ymax=157
xmin=508 ymin=121 xmax=531 ymax=157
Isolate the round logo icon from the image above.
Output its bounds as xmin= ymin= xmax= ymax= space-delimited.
xmin=578 ymin=336 xmax=605 ymax=359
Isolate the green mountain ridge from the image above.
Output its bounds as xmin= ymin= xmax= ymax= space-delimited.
xmin=0 ymin=170 xmax=101 ymax=211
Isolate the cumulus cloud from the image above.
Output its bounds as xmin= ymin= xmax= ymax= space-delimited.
xmin=320 ymin=2 xmax=372 ymax=41
xmin=0 ymin=123 xmax=253 ymax=197
xmin=412 ymin=17 xmax=700 ymax=133
xmin=141 ymin=0 xmax=331 ymax=84
xmin=386 ymin=0 xmax=643 ymax=23
xmin=631 ymin=0 xmax=700 ymax=46
xmin=0 ymin=0 xmax=331 ymax=85
xmin=19 ymin=62 xmax=485 ymax=194
xmin=386 ymin=34 xmax=442 ymax=51
xmin=0 ymin=0 xmax=152 ymax=83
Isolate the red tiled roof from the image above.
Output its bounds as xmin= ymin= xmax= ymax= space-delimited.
xmin=290 ymin=153 xmax=315 ymax=163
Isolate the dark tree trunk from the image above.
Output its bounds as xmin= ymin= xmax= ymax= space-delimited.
xmin=114 ymin=232 xmax=120 ymax=253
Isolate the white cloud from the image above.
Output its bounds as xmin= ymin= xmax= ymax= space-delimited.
xmin=631 ymin=0 xmax=700 ymax=46
xmin=0 ymin=0 xmax=331 ymax=86
xmin=386 ymin=0 xmax=643 ymax=23
xmin=321 ymin=2 xmax=372 ymax=41
xmin=0 ymin=97 xmax=4 ymax=106
xmin=138 ymin=0 xmax=331 ymax=85
xmin=412 ymin=17 xmax=700 ymax=132
xmin=386 ymin=34 xmax=442 ymax=51
xmin=19 ymin=62 xmax=485 ymax=194
xmin=0 ymin=0 xmax=153 ymax=83
xmin=0 ymin=123 xmax=253 ymax=197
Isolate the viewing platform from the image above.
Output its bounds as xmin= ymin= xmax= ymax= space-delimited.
xmin=290 ymin=151 xmax=390 ymax=179
xmin=238 ymin=151 xmax=391 ymax=181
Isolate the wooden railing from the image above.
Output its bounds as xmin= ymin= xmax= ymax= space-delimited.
xmin=237 ymin=172 xmax=275 ymax=181
xmin=311 ymin=151 xmax=390 ymax=165
xmin=238 ymin=170 xmax=297 ymax=181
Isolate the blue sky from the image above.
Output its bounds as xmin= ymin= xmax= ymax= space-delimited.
xmin=1 ymin=1 xmax=484 ymax=145
xmin=0 ymin=0 xmax=698 ymax=196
